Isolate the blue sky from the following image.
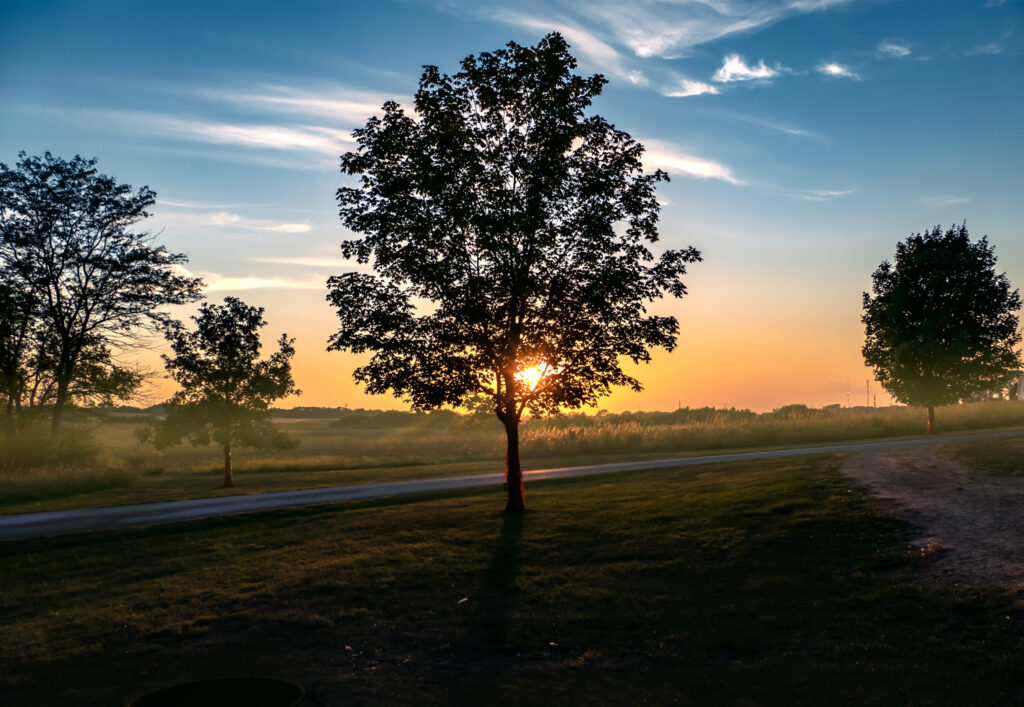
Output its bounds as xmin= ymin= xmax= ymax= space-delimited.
xmin=1 ymin=0 xmax=1022 ymax=411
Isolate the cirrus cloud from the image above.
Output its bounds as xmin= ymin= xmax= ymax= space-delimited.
xmin=878 ymin=41 xmax=911 ymax=58
xmin=713 ymin=54 xmax=781 ymax=82
xmin=662 ymin=78 xmax=720 ymax=97
xmin=817 ymin=62 xmax=859 ymax=79
xmin=642 ymin=139 xmax=739 ymax=184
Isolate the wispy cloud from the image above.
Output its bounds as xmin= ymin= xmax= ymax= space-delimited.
xmin=642 ymin=139 xmax=738 ymax=184
xmin=761 ymin=185 xmax=855 ymax=200
xmin=965 ymin=42 xmax=1004 ymax=56
xmin=250 ymin=256 xmax=378 ymax=274
xmin=728 ymin=113 xmax=818 ymax=140
xmin=459 ymin=1 xmax=851 ymax=88
xmin=574 ymin=0 xmax=851 ymax=59
xmin=153 ymin=209 xmax=312 ymax=233
xmin=816 ymin=62 xmax=859 ymax=79
xmin=924 ymin=195 xmax=971 ymax=208
xmin=662 ymin=78 xmax=719 ymax=97
xmin=201 ymin=271 xmax=326 ymax=292
xmin=792 ymin=188 xmax=854 ymax=201
xmin=200 ymin=85 xmax=392 ymax=124
xmin=688 ymin=109 xmax=824 ymax=142
xmin=489 ymin=11 xmax=648 ymax=85
xmin=250 ymin=256 xmax=342 ymax=268
xmin=92 ymin=109 xmax=355 ymax=156
xmin=713 ymin=54 xmax=780 ymax=82
xmin=878 ymin=41 xmax=911 ymax=58
xmin=156 ymin=198 xmax=250 ymax=210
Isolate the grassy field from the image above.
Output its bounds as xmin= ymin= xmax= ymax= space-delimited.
xmin=3 ymin=453 xmax=1024 ymax=705
xmin=945 ymin=434 xmax=1024 ymax=476
xmin=2 ymin=399 xmax=1023 ymax=513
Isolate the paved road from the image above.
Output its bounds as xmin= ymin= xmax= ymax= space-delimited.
xmin=2 ymin=429 xmax=1020 ymax=541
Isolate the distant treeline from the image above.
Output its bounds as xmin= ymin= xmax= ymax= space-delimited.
xmin=91 ymin=403 xmax=899 ymax=429
xmin=139 ymin=403 xmax=912 ymax=430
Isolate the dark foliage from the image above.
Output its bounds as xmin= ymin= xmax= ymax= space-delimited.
xmin=326 ymin=33 xmax=701 ymax=509
xmin=862 ymin=223 xmax=1022 ymax=430
xmin=0 ymin=152 xmax=203 ymax=445
xmin=142 ymin=297 xmax=299 ymax=486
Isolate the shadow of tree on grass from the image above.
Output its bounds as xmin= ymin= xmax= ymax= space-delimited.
xmin=459 ymin=512 xmax=525 ymax=659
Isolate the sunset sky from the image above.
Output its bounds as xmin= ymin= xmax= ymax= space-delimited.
xmin=2 ymin=0 xmax=1022 ymax=413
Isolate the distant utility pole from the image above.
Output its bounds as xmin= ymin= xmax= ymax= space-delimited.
xmin=866 ymin=379 xmax=870 ymax=407
xmin=845 ymin=375 xmax=850 ymax=407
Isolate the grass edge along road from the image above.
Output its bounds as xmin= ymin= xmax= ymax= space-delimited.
xmin=2 ymin=428 xmax=1022 ymax=540
xmin=5 ymin=400 xmax=1024 ymax=514
xmin=3 ymin=451 xmax=1024 ymax=705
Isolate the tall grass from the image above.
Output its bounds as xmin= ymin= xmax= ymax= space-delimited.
xmin=0 ymin=466 xmax=139 ymax=506
xmin=2 ymin=400 xmax=1022 ymax=506
xmin=0 ymin=425 xmax=139 ymax=505
xmin=519 ymin=400 xmax=1024 ymax=457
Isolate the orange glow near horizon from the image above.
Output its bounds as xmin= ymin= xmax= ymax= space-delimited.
xmin=135 ymin=281 xmax=902 ymax=415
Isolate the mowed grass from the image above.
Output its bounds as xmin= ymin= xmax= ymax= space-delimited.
xmin=3 ymin=455 xmax=1023 ymax=705
xmin=944 ymin=435 xmax=1024 ymax=476
xmin=3 ymin=399 xmax=1024 ymax=514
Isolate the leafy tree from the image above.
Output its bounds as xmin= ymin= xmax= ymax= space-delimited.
xmin=0 ymin=277 xmax=34 ymax=425
xmin=326 ymin=33 xmax=701 ymax=511
xmin=144 ymin=297 xmax=299 ymax=487
xmin=862 ymin=223 xmax=1022 ymax=433
xmin=0 ymin=152 xmax=203 ymax=447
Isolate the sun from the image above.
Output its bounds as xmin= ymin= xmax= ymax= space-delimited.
xmin=515 ymin=363 xmax=557 ymax=390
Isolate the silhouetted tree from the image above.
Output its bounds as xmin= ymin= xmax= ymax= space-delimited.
xmin=862 ymin=224 xmax=1022 ymax=433
xmin=0 ymin=152 xmax=203 ymax=447
xmin=144 ymin=297 xmax=299 ymax=487
xmin=0 ymin=277 xmax=34 ymax=427
xmin=327 ymin=34 xmax=700 ymax=511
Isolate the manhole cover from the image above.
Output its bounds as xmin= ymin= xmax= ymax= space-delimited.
xmin=132 ymin=676 xmax=304 ymax=707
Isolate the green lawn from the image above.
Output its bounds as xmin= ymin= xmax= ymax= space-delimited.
xmin=3 ymin=454 xmax=1023 ymax=705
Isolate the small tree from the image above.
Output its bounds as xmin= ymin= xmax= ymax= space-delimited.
xmin=0 ymin=152 xmax=204 ymax=447
xmin=327 ymin=34 xmax=700 ymax=511
xmin=145 ymin=297 xmax=299 ymax=487
xmin=862 ymin=223 xmax=1022 ymax=434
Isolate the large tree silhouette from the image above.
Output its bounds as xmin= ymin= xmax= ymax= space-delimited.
xmin=144 ymin=297 xmax=299 ymax=487
xmin=862 ymin=223 xmax=1021 ymax=433
xmin=0 ymin=152 xmax=203 ymax=446
xmin=327 ymin=34 xmax=701 ymax=511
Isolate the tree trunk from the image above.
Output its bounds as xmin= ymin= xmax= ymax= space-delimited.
xmin=3 ymin=391 xmax=13 ymax=437
xmin=503 ymin=419 xmax=524 ymax=513
xmin=50 ymin=377 xmax=70 ymax=452
xmin=926 ymin=406 xmax=936 ymax=435
xmin=223 ymin=444 xmax=234 ymax=487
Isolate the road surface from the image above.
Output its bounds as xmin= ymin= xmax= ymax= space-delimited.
xmin=1 ymin=429 xmax=1020 ymax=541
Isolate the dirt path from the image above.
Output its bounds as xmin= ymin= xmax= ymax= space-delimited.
xmin=841 ymin=447 xmax=1024 ymax=589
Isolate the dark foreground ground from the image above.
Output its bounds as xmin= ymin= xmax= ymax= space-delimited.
xmin=3 ymin=447 xmax=1024 ymax=705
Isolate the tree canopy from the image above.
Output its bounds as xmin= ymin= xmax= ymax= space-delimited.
xmin=0 ymin=152 xmax=203 ymax=444
xmin=327 ymin=33 xmax=701 ymax=510
xmin=862 ymin=223 xmax=1022 ymax=433
xmin=145 ymin=297 xmax=299 ymax=487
